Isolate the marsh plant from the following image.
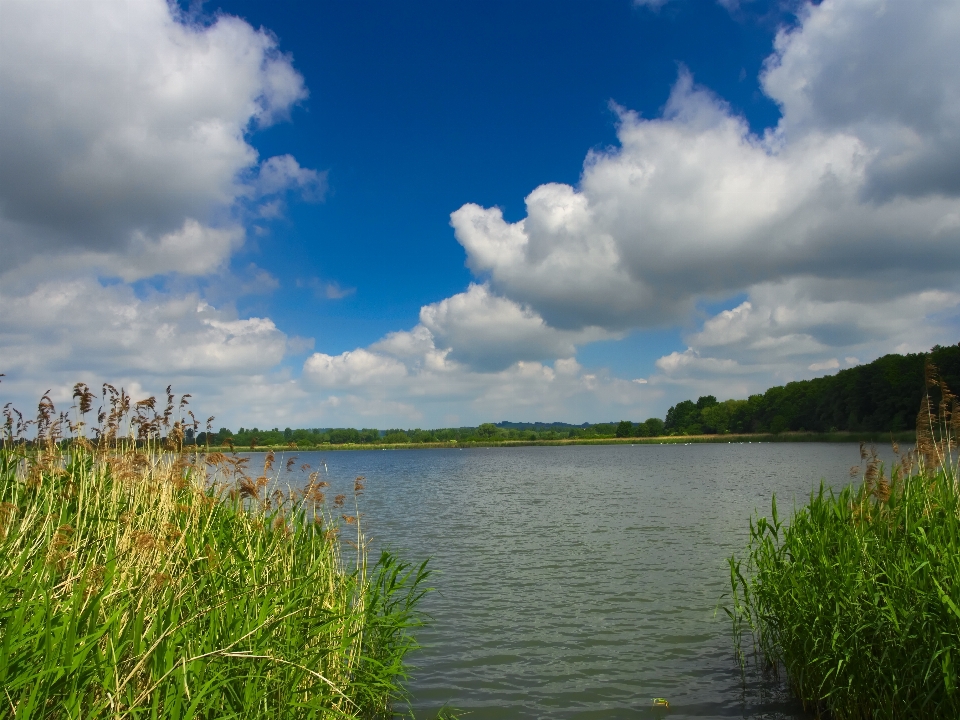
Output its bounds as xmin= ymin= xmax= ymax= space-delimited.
xmin=0 ymin=383 xmax=429 ymax=718
xmin=728 ymin=362 xmax=960 ymax=719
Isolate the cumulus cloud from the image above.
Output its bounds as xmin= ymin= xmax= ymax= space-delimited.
xmin=417 ymin=283 xmax=614 ymax=371
xmin=452 ymin=68 xmax=960 ymax=332
xmin=303 ymin=349 xmax=408 ymax=388
xmin=0 ymin=276 xmax=301 ymax=429
xmin=446 ymin=0 xmax=960 ymax=403
xmin=0 ymin=280 xmax=288 ymax=378
xmin=764 ymin=0 xmax=960 ymax=200
xmin=644 ymin=278 xmax=960 ymax=402
xmin=0 ymin=0 xmax=316 ymax=276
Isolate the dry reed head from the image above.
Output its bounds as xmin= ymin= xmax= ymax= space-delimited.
xmin=0 ymin=501 xmax=16 ymax=537
xmin=72 ymin=382 xmax=95 ymax=417
xmin=916 ymin=360 xmax=959 ymax=474
xmin=239 ymin=477 xmax=260 ymax=500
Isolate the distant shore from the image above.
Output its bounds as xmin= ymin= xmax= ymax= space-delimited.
xmin=205 ymin=430 xmax=916 ymax=453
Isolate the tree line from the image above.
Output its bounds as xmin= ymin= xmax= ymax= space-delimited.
xmin=195 ymin=422 xmax=653 ymax=448
xmin=197 ymin=344 xmax=959 ymax=447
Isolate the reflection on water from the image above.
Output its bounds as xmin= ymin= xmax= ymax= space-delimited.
xmin=260 ymin=442 xmax=899 ymax=719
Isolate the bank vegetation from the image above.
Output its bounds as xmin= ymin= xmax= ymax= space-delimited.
xmin=729 ymin=361 xmax=960 ymax=718
xmin=0 ymin=384 xmax=430 ymax=718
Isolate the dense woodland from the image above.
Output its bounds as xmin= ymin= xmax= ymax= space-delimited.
xmin=197 ymin=344 xmax=960 ymax=446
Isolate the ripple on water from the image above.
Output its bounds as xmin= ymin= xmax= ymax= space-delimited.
xmin=273 ymin=442 xmax=899 ymax=719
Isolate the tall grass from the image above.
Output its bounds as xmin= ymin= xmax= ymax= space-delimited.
xmin=728 ymin=362 xmax=960 ymax=719
xmin=0 ymin=384 xmax=430 ymax=718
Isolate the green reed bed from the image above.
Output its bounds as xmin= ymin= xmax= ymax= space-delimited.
xmin=728 ymin=366 xmax=960 ymax=719
xmin=0 ymin=386 xmax=429 ymax=719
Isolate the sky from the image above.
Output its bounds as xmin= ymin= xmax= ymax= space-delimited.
xmin=2 ymin=0 xmax=960 ymax=431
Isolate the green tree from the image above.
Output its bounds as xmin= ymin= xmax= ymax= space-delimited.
xmin=696 ymin=395 xmax=718 ymax=410
xmin=475 ymin=423 xmax=501 ymax=439
xmin=665 ymin=400 xmax=699 ymax=434
xmin=642 ymin=417 xmax=665 ymax=437
xmin=615 ymin=420 xmax=634 ymax=438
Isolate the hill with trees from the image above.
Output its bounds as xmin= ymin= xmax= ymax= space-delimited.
xmin=659 ymin=344 xmax=959 ymax=437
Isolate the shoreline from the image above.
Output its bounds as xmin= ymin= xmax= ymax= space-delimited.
xmin=205 ymin=430 xmax=916 ymax=453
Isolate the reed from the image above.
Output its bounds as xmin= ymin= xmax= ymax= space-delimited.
xmin=0 ymin=384 xmax=429 ymax=718
xmin=728 ymin=361 xmax=960 ymax=719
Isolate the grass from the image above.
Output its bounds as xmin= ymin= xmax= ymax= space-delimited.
xmin=0 ymin=384 xmax=431 ymax=718
xmin=727 ymin=362 xmax=960 ymax=719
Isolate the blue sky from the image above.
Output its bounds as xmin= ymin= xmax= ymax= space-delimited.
xmin=2 ymin=0 xmax=959 ymax=429
xmin=217 ymin=0 xmax=781 ymax=359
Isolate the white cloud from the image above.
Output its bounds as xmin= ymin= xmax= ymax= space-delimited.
xmin=113 ymin=220 xmax=246 ymax=282
xmin=763 ymin=0 xmax=960 ymax=200
xmin=298 ymin=278 xmax=357 ymax=300
xmin=252 ymin=154 xmax=328 ymax=202
xmin=686 ymin=281 xmax=960 ymax=363
xmin=0 ymin=0 xmax=316 ymax=276
xmin=644 ymin=279 xmax=960 ymax=405
xmin=0 ymin=277 xmax=303 ymax=431
xmin=417 ymin=283 xmax=614 ymax=371
xmin=808 ymin=358 xmax=840 ymax=372
xmin=303 ymin=349 xmax=408 ymax=388
xmin=0 ymin=280 xmax=288 ymax=378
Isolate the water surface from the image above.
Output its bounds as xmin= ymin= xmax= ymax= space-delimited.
xmin=278 ymin=442 xmax=893 ymax=718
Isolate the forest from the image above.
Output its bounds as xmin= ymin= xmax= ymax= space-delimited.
xmin=662 ymin=343 xmax=960 ymax=436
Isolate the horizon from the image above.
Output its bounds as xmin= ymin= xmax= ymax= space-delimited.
xmin=2 ymin=0 xmax=959 ymax=429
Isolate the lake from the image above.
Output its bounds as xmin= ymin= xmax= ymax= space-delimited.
xmin=275 ymin=442 xmax=896 ymax=719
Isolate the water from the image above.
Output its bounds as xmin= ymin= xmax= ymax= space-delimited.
xmin=272 ymin=442 xmax=895 ymax=718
